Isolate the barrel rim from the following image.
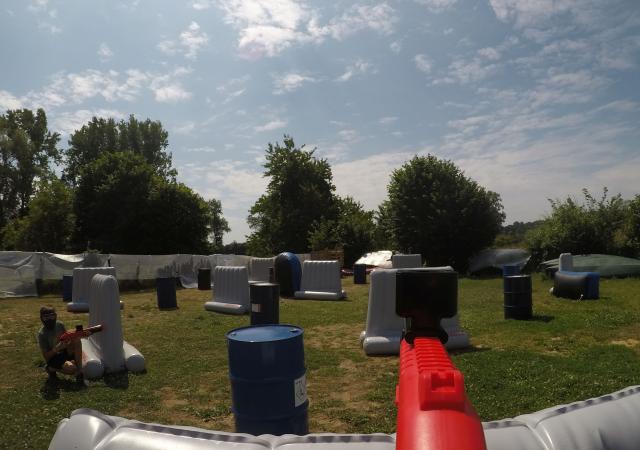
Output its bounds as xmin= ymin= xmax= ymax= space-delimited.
xmin=227 ymin=324 xmax=303 ymax=343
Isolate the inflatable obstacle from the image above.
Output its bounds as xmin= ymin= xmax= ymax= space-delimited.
xmin=48 ymin=385 xmax=640 ymax=450
xmin=204 ymin=266 xmax=250 ymax=314
xmin=249 ymin=257 xmax=275 ymax=284
xmin=552 ymin=253 xmax=600 ymax=300
xmin=81 ymin=274 xmax=144 ymax=378
xmin=67 ymin=267 xmax=118 ymax=313
xmin=391 ymin=254 xmax=422 ymax=269
xmin=360 ymin=268 xmax=469 ymax=355
xmin=274 ymin=252 xmax=301 ymax=297
xmin=294 ymin=260 xmax=346 ymax=300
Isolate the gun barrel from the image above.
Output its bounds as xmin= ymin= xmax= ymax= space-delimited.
xmin=395 ymin=337 xmax=487 ymax=450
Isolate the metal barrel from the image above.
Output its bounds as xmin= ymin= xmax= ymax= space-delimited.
xmin=62 ymin=275 xmax=73 ymax=302
xmin=504 ymin=275 xmax=532 ymax=320
xmin=156 ymin=277 xmax=177 ymax=309
xmin=250 ymin=283 xmax=280 ymax=325
xmin=227 ymin=325 xmax=309 ymax=435
xmin=353 ymin=264 xmax=366 ymax=284
xmin=198 ymin=268 xmax=211 ymax=290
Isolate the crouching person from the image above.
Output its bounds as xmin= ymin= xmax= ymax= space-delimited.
xmin=38 ymin=306 xmax=83 ymax=383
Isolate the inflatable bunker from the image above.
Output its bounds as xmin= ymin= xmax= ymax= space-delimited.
xmin=49 ymin=385 xmax=640 ymax=450
xmin=274 ymin=252 xmax=301 ymax=297
xmin=553 ymin=271 xmax=600 ymax=300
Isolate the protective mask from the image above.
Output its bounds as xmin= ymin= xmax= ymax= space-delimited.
xmin=43 ymin=319 xmax=56 ymax=329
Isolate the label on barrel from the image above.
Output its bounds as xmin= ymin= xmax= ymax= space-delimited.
xmin=294 ymin=374 xmax=307 ymax=407
xmin=251 ymin=303 xmax=261 ymax=312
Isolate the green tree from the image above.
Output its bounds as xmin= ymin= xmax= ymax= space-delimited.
xmin=74 ymin=151 xmax=214 ymax=254
xmin=207 ymin=198 xmax=230 ymax=253
xmin=309 ymin=196 xmax=376 ymax=267
xmin=247 ymin=136 xmax=339 ymax=255
xmin=526 ymin=188 xmax=638 ymax=264
xmin=385 ymin=155 xmax=505 ymax=271
xmin=372 ymin=200 xmax=396 ymax=249
xmin=64 ymin=115 xmax=174 ymax=185
xmin=0 ymin=108 xmax=60 ymax=237
xmin=1 ymin=178 xmax=74 ymax=252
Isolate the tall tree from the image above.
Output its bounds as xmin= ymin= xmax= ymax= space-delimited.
xmin=1 ymin=177 xmax=74 ymax=252
xmin=64 ymin=115 xmax=175 ymax=185
xmin=0 ymin=109 xmax=60 ymax=237
xmin=207 ymin=198 xmax=230 ymax=253
xmin=309 ymin=196 xmax=376 ymax=267
xmin=247 ymin=136 xmax=339 ymax=255
xmin=386 ymin=155 xmax=504 ymax=271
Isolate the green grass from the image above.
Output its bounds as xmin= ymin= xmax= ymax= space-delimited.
xmin=1 ymin=276 xmax=639 ymax=449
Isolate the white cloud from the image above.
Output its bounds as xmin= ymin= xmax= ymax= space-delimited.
xmin=217 ymin=1 xmax=397 ymax=58
xmin=98 ymin=43 xmax=114 ymax=62
xmin=216 ymin=75 xmax=250 ymax=104
xmin=379 ymin=116 xmax=398 ymax=125
xmin=478 ymin=47 xmax=501 ymax=61
xmin=183 ymin=146 xmax=217 ymax=153
xmin=0 ymin=90 xmax=24 ymax=110
xmin=414 ymin=0 xmax=458 ymax=12
xmin=414 ymin=54 xmax=433 ymax=74
xmin=254 ymin=119 xmax=287 ymax=132
xmin=335 ymin=59 xmax=374 ymax=82
xmin=192 ymin=0 xmax=214 ymax=10
xmin=174 ymin=122 xmax=196 ymax=135
xmin=50 ymin=109 xmax=125 ymax=136
xmin=28 ymin=0 xmax=49 ymax=13
xmin=390 ymin=40 xmax=402 ymax=53
xmin=338 ymin=129 xmax=360 ymax=142
xmin=273 ymin=72 xmax=316 ymax=94
xmin=158 ymin=22 xmax=209 ymax=60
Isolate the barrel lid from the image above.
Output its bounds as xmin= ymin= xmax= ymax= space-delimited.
xmin=227 ymin=325 xmax=303 ymax=343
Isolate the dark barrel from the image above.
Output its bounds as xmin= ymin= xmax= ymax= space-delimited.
xmin=156 ymin=277 xmax=177 ymax=309
xmin=502 ymin=265 xmax=520 ymax=290
xmin=227 ymin=325 xmax=309 ymax=435
xmin=198 ymin=268 xmax=211 ymax=290
xmin=504 ymin=275 xmax=532 ymax=320
xmin=62 ymin=275 xmax=73 ymax=302
xmin=353 ymin=264 xmax=366 ymax=284
xmin=250 ymin=282 xmax=280 ymax=325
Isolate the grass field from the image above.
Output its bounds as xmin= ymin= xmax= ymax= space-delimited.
xmin=1 ymin=276 xmax=639 ymax=449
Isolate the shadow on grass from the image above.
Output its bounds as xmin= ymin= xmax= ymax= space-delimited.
xmin=104 ymin=371 xmax=130 ymax=389
xmin=450 ymin=345 xmax=492 ymax=355
xmin=530 ymin=314 xmax=554 ymax=323
xmin=40 ymin=376 xmax=85 ymax=400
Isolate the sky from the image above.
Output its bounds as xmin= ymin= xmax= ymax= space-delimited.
xmin=1 ymin=0 xmax=639 ymax=243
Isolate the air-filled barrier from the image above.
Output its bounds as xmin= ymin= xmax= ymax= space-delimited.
xmin=504 ymin=275 xmax=532 ymax=320
xmin=227 ymin=325 xmax=308 ymax=435
xmin=553 ymin=271 xmax=599 ymax=300
xmin=274 ymin=252 xmax=301 ymax=297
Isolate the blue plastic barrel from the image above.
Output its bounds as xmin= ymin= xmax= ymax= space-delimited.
xmin=353 ymin=264 xmax=366 ymax=284
xmin=62 ymin=275 xmax=73 ymax=302
xmin=227 ymin=325 xmax=309 ymax=435
xmin=156 ymin=277 xmax=177 ymax=309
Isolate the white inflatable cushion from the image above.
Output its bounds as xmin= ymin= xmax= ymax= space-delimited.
xmin=391 ymin=254 xmax=421 ymax=269
xmin=294 ymin=261 xmax=345 ymax=300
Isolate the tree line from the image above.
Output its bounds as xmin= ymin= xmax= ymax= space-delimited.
xmin=2 ymin=108 xmax=638 ymax=271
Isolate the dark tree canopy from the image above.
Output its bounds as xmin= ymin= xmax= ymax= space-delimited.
xmin=247 ymin=136 xmax=339 ymax=255
xmin=309 ymin=196 xmax=376 ymax=267
xmin=208 ymin=198 xmax=230 ymax=253
xmin=64 ymin=115 xmax=174 ymax=185
xmin=526 ymin=188 xmax=640 ymax=264
xmin=0 ymin=108 xmax=60 ymax=236
xmin=386 ymin=155 xmax=505 ymax=271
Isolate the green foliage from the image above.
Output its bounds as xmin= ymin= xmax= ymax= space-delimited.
xmin=64 ymin=115 xmax=175 ymax=185
xmin=527 ymin=188 xmax=640 ymax=264
xmin=1 ymin=178 xmax=74 ymax=252
xmin=247 ymin=136 xmax=339 ymax=255
xmin=385 ymin=155 xmax=505 ymax=271
xmin=74 ymin=152 xmax=211 ymax=254
xmin=372 ymin=200 xmax=396 ymax=249
xmin=207 ymin=199 xmax=230 ymax=253
xmin=309 ymin=196 xmax=376 ymax=267
xmin=494 ymin=220 xmax=544 ymax=248
xmin=0 ymin=108 xmax=60 ymax=238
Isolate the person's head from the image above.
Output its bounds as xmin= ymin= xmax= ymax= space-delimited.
xmin=40 ymin=306 xmax=57 ymax=329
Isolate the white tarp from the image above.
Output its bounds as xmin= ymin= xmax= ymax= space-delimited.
xmin=0 ymin=251 xmax=38 ymax=297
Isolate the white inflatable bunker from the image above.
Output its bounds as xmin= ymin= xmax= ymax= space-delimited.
xmin=249 ymin=257 xmax=275 ymax=284
xmin=48 ymin=385 xmax=640 ymax=450
xmin=391 ymin=254 xmax=422 ymax=269
xmin=559 ymin=253 xmax=574 ymax=272
xmin=80 ymin=274 xmax=145 ymax=379
xmin=204 ymin=266 xmax=250 ymax=314
xmin=360 ymin=268 xmax=469 ymax=355
xmin=294 ymin=260 xmax=346 ymax=300
xmin=67 ymin=267 xmax=117 ymax=313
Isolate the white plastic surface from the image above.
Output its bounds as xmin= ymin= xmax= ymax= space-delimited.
xmin=48 ymin=385 xmax=640 ymax=450
xmin=361 ymin=268 xmax=469 ymax=355
xmin=68 ymin=267 xmax=116 ymax=312
xmin=249 ymin=257 xmax=275 ymax=283
xmin=205 ymin=266 xmax=250 ymax=314
xmin=294 ymin=261 xmax=346 ymax=300
xmin=559 ymin=253 xmax=574 ymax=272
xmin=391 ymin=254 xmax=422 ymax=269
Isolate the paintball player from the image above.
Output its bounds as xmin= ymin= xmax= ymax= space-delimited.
xmin=37 ymin=306 xmax=83 ymax=382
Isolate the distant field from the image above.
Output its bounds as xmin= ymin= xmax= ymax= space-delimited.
xmin=1 ymin=276 xmax=639 ymax=449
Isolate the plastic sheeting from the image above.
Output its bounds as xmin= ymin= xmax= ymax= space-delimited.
xmin=354 ymin=251 xmax=393 ymax=268
xmin=468 ymin=248 xmax=531 ymax=274
xmin=541 ymin=254 xmax=640 ymax=277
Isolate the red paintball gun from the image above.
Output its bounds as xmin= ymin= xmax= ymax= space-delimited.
xmin=394 ymin=269 xmax=487 ymax=450
xmin=59 ymin=324 xmax=104 ymax=342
